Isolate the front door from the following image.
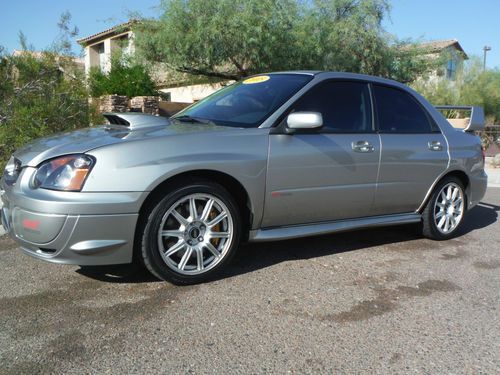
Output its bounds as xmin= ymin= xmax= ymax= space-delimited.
xmin=262 ymin=81 xmax=380 ymax=227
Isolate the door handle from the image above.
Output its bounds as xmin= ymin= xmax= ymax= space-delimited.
xmin=428 ymin=141 xmax=443 ymax=151
xmin=351 ymin=140 xmax=374 ymax=153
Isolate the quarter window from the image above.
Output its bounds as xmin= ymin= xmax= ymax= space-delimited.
xmin=291 ymin=81 xmax=372 ymax=133
xmin=373 ymin=85 xmax=433 ymax=133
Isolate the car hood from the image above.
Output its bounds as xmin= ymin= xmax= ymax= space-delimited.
xmin=14 ymin=122 xmax=235 ymax=167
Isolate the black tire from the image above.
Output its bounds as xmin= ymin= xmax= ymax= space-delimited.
xmin=422 ymin=176 xmax=466 ymax=240
xmin=139 ymin=179 xmax=241 ymax=285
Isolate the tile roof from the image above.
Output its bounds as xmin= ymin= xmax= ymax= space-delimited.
xmin=76 ymin=21 xmax=137 ymax=45
xmin=418 ymin=39 xmax=468 ymax=58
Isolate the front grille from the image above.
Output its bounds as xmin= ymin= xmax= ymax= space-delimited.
xmin=3 ymin=157 xmax=22 ymax=186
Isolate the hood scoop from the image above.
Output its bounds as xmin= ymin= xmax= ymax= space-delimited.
xmin=103 ymin=112 xmax=171 ymax=130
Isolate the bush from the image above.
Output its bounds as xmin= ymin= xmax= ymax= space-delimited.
xmin=0 ymin=50 xmax=98 ymax=169
xmin=89 ymin=56 xmax=158 ymax=98
xmin=0 ymin=13 xmax=102 ymax=170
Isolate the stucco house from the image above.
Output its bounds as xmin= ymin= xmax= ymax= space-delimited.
xmin=77 ymin=21 xmax=226 ymax=103
xmin=417 ymin=39 xmax=468 ymax=80
xmin=77 ymin=21 xmax=136 ymax=75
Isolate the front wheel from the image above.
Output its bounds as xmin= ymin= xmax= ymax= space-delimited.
xmin=422 ymin=176 xmax=466 ymax=240
xmin=139 ymin=180 xmax=241 ymax=284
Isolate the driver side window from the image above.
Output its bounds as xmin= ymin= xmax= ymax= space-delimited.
xmin=291 ymin=81 xmax=373 ymax=133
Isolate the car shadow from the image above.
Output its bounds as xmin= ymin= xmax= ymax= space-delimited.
xmin=76 ymin=202 xmax=499 ymax=284
xmin=455 ymin=201 xmax=500 ymax=235
xmin=75 ymin=263 xmax=160 ymax=284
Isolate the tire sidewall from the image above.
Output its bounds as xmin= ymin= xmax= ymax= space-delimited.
xmin=141 ymin=181 xmax=241 ymax=284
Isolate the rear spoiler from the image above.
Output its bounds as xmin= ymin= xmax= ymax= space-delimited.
xmin=435 ymin=105 xmax=485 ymax=132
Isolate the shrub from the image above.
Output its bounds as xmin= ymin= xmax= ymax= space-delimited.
xmin=89 ymin=55 xmax=158 ymax=98
xmin=0 ymin=50 xmax=98 ymax=169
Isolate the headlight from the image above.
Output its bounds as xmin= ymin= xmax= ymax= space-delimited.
xmin=32 ymin=155 xmax=95 ymax=191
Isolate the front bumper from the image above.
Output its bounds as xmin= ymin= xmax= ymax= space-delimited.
xmin=1 ymin=167 xmax=146 ymax=266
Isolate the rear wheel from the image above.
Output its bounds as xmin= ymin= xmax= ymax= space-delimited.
xmin=422 ymin=176 xmax=466 ymax=240
xmin=140 ymin=180 xmax=241 ymax=284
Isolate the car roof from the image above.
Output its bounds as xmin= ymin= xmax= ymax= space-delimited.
xmin=265 ymin=71 xmax=405 ymax=88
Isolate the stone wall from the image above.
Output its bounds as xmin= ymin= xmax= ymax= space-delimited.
xmin=129 ymin=96 xmax=159 ymax=115
xmin=98 ymin=95 xmax=128 ymax=113
xmin=97 ymin=95 xmax=160 ymax=115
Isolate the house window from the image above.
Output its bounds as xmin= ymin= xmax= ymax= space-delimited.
xmin=446 ymin=59 xmax=457 ymax=80
xmin=98 ymin=43 xmax=106 ymax=72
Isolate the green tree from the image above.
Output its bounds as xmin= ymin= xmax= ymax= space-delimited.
xmin=88 ymin=54 xmax=158 ymax=98
xmin=412 ymin=57 xmax=500 ymax=124
xmin=134 ymin=0 xmax=435 ymax=82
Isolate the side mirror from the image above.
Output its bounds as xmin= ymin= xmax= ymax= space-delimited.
xmin=286 ymin=112 xmax=323 ymax=130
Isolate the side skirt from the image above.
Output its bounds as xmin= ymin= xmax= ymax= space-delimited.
xmin=248 ymin=213 xmax=422 ymax=242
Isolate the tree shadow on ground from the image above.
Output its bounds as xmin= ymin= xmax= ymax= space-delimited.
xmin=76 ymin=202 xmax=499 ymax=284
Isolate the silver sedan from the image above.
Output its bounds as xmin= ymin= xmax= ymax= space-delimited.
xmin=1 ymin=72 xmax=488 ymax=284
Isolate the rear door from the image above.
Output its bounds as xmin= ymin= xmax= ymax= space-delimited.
xmin=371 ymin=84 xmax=449 ymax=215
xmin=262 ymin=80 xmax=380 ymax=227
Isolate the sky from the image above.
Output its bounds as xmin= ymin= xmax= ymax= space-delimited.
xmin=384 ymin=0 xmax=500 ymax=68
xmin=1 ymin=0 xmax=499 ymax=68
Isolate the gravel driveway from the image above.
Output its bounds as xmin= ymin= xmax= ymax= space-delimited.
xmin=1 ymin=188 xmax=499 ymax=374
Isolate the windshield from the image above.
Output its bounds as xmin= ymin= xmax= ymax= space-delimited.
xmin=173 ymin=74 xmax=313 ymax=128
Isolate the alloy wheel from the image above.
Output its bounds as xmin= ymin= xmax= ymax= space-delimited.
xmin=157 ymin=193 xmax=234 ymax=275
xmin=433 ymin=182 xmax=464 ymax=234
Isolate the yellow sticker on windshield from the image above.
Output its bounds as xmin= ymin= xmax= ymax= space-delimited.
xmin=243 ymin=75 xmax=270 ymax=84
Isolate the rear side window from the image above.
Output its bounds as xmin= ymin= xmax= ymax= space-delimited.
xmin=291 ymin=81 xmax=372 ymax=133
xmin=374 ymin=85 xmax=433 ymax=133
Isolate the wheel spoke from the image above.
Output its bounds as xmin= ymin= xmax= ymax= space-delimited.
xmin=209 ymin=231 xmax=230 ymax=239
xmin=438 ymin=215 xmax=446 ymax=229
xmin=205 ymin=242 xmax=221 ymax=259
xmin=189 ymin=197 xmax=198 ymax=220
xmin=435 ymin=210 xmax=445 ymax=219
xmin=446 ymin=186 xmax=452 ymax=200
xmin=450 ymin=216 xmax=456 ymax=228
xmin=436 ymin=202 xmax=446 ymax=209
xmin=444 ymin=217 xmax=450 ymax=232
xmin=178 ymin=246 xmax=193 ymax=270
xmin=164 ymin=240 xmax=186 ymax=257
xmin=196 ymin=247 xmax=204 ymax=271
xmin=453 ymin=198 xmax=462 ymax=207
xmin=440 ymin=191 xmax=447 ymax=203
xmin=451 ymin=187 xmax=459 ymax=200
xmin=172 ymin=209 xmax=189 ymax=226
xmin=200 ymin=199 xmax=214 ymax=221
xmin=162 ymin=229 xmax=184 ymax=238
xmin=207 ymin=212 xmax=227 ymax=227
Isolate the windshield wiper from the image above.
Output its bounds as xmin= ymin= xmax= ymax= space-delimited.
xmin=173 ymin=115 xmax=211 ymax=124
